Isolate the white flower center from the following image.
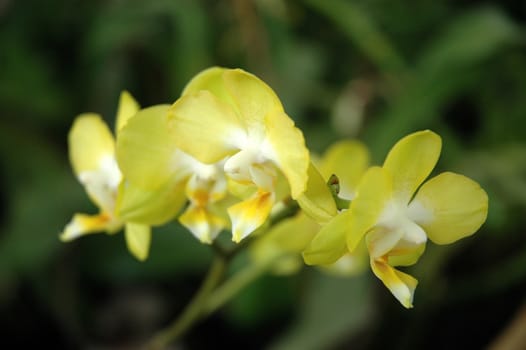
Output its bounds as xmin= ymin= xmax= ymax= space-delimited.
xmin=174 ymin=150 xmax=227 ymax=206
xmin=367 ymin=199 xmax=428 ymax=259
xmin=224 ymin=140 xmax=278 ymax=192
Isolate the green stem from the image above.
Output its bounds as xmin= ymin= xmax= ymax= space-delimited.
xmin=146 ymin=202 xmax=298 ymax=349
xmin=203 ymin=257 xmax=277 ymax=317
xmin=147 ymin=256 xmax=227 ymax=350
xmin=201 ymin=204 xmax=299 ymax=315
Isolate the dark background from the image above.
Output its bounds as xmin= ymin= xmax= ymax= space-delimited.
xmin=1 ymin=0 xmax=526 ymax=349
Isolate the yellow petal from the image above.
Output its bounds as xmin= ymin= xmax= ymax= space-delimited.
xmin=168 ymin=91 xmax=244 ymax=163
xmin=227 ymin=177 xmax=257 ymax=199
xmin=320 ymin=140 xmax=370 ymax=199
xmin=60 ymin=213 xmax=119 ymax=242
xmin=124 ymin=223 xmax=151 ymax=261
xmin=302 ymin=210 xmax=351 ymax=265
xmin=320 ymin=240 xmax=368 ymax=276
xmin=387 ymin=241 xmax=426 ymax=267
xmin=370 ymin=258 xmax=418 ymax=308
xmin=365 ymin=218 xmax=427 ymax=259
xmin=182 ymin=66 xmax=231 ymax=101
xmin=69 ymin=114 xmax=121 ymax=212
xmin=223 ymin=69 xmax=284 ymax=129
xmin=297 ymin=162 xmax=338 ymax=224
xmin=383 ymin=130 xmax=442 ymax=204
xmin=365 ymin=226 xmax=405 ymax=260
xmin=116 ymin=179 xmax=187 ymax=226
xmin=229 ymin=191 xmax=275 ymax=243
xmin=182 ymin=68 xmax=284 ymax=129
xmin=249 ymin=162 xmax=277 ymax=193
xmin=347 ymin=166 xmax=392 ymax=253
xmin=408 ymin=172 xmax=488 ymax=245
xmin=116 ymin=105 xmax=182 ymax=190
xmin=266 ymin=213 xmax=320 ymax=254
xmin=115 ymin=90 xmax=140 ymax=132
xmin=179 ymin=205 xmax=227 ymax=244
xmin=77 ymin=163 xmax=122 ymax=214
xmin=69 ymin=114 xmax=115 ymax=176
xmin=274 ymin=171 xmax=294 ymax=203
xmin=265 ymin=111 xmax=309 ymax=198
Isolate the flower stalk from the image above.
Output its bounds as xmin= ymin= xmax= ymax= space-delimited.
xmin=147 ymin=255 xmax=227 ymax=350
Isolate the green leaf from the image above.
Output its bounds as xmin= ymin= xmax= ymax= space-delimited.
xmin=417 ymin=7 xmax=521 ymax=75
xmin=365 ymin=6 xmax=521 ymax=159
xmin=302 ymin=0 xmax=406 ymax=74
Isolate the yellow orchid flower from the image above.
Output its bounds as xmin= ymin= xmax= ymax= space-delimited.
xmin=167 ymin=67 xmax=309 ymax=242
xmin=304 ymin=130 xmax=488 ymax=308
xmin=116 ymin=103 xmax=231 ymax=244
xmin=60 ymin=91 xmax=152 ymax=261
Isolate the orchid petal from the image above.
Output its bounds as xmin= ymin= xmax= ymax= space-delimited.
xmin=302 ymin=210 xmax=351 ymax=265
xmin=297 ymin=162 xmax=338 ymax=224
xmin=320 ymin=140 xmax=370 ymax=199
xmin=124 ymin=223 xmax=151 ymax=261
xmin=223 ymin=69 xmax=284 ymax=130
xmin=265 ymin=111 xmax=309 ymax=198
xmin=229 ymin=191 xmax=275 ymax=242
xmin=408 ymin=172 xmax=488 ymax=245
xmin=370 ymin=258 xmax=417 ymax=309
xmin=383 ymin=130 xmax=441 ymax=204
xmin=77 ymin=158 xmax=121 ymax=214
xmin=182 ymin=66 xmax=232 ymax=102
xmin=69 ymin=115 xmax=121 ymax=212
xmin=387 ymin=241 xmax=427 ymax=267
xmin=249 ymin=162 xmax=277 ymax=193
xmin=116 ymin=179 xmax=187 ymax=226
xmin=179 ymin=205 xmax=227 ymax=244
xmin=69 ymin=114 xmax=115 ymax=176
xmin=115 ymin=91 xmax=140 ymax=133
xmin=60 ymin=213 xmax=119 ymax=242
xmin=347 ymin=166 xmax=392 ymax=253
xmin=366 ymin=226 xmax=405 ymax=260
xmin=117 ymin=105 xmax=183 ymax=190
xmin=168 ymin=91 xmax=244 ymax=163
xmin=320 ymin=242 xmax=368 ymax=277
xmin=269 ymin=213 xmax=320 ymax=253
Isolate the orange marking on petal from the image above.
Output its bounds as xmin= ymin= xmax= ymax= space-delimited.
xmin=229 ymin=190 xmax=275 ymax=242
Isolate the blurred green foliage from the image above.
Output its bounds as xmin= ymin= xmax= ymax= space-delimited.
xmin=1 ymin=0 xmax=526 ymax=348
